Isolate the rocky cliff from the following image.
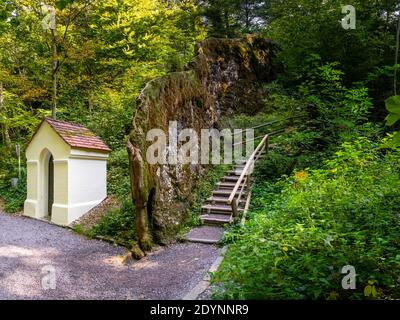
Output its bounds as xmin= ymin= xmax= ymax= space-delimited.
xmin=127 ymin=35 xmax=279 ymax=249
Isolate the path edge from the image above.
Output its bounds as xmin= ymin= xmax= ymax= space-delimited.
xmin=182 ymin=245 xmax=228 ymax=300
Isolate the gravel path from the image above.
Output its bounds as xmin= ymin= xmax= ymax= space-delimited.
xmin=0 ymin=212 xmax=221 ymax=300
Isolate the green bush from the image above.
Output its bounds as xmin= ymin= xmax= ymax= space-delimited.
xmin=88 ymin=198 xmax=136 ymax=247
xmin=255 ymin=130 xmax=325 ymax=181
xmin=212 ymin=138 xmax=400 ymax=300
xmin=0 ymin=147 xmax=26 ymax=213
xmin=107 ymin=148 xmax=131 ymax=199
xmin=0 ymin=178 xmax=26 ymax=213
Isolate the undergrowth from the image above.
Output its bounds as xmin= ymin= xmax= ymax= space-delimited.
xmin=212 ymin=137 xmax=400 ymax=300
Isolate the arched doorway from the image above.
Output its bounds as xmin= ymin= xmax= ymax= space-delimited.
xmin=47 ymin=155 xmax=54 ymax=217
xmin=39 ymin=149 xmax=54 ymax=219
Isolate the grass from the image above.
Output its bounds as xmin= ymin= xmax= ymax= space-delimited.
xmin=79 ymin=198 xmax=136 ymax=248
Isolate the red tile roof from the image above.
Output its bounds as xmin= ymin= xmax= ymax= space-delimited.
xmin=42 ymin=117 xmax=111 ymax=152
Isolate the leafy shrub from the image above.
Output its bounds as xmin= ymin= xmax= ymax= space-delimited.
xmin=0 ymin=147 xmax=26 ymax=213
xmin=255 ymin=152 xmax=292 ymax=180
xmin=383 ymin=95 xmax=400 ymax=148
xmin=298 ymin=55 xmax=374 ymax=144
xmin=107 ymin=148 xmax=131 ymax=199
xmin=255 ymin=130 xmax=325 ymax=181
xmin=0 ymin=178 xmax=26 ymax=213
xmin=88 ymin=198 xmax=136 ymax=247
xmin=213 ymin=138 xmax=400 ymax=300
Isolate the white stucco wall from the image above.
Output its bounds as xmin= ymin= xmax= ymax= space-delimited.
xmin=24 ymin=122 xmax=70 ymax=221
xmin=24 ymin=121 xmax=109 ymax=226
xmin=63 ymin=149 xmax=108 ymax=224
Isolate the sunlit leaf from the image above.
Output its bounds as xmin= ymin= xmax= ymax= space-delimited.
xmin=385 ymin=96 xmax=400 ymax=115
xmin=385 ymin=113 xmax=400 ymax=126
xmin=364 ymin=285 xmax=372 ymax=297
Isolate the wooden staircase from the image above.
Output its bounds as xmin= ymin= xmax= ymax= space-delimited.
xmin=184 ymin=116 xmax=305 ymax=244
xmin=186 ymin=134 xmax=270 ymax=244
xmin=199 ymin=152 xmax=265 ymax=227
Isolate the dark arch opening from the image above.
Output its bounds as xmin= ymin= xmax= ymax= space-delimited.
xmin=48 ymin=155 xmax=54 ymax=217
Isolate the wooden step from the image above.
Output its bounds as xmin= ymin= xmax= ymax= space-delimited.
xmin=217 ymin=181 xmax=245 ymax=188
xmin=207 ymin=196 xmax=245 ymax=205
xmin=186 ymin=226 xmax=225 ymax=244
xmin=202 ymin=204 xmax=244 ymax=214
xmin=213 ymin=189 xmax=247 ymax=196
xmin=207 ymin=196 xmax=230 ymax=203
xmin=202 ymin=204 xmax=233 ymax=214
xmin=223 ymin=175 xmax=240 ymax=182
xmin=227 ymin=170 xmax=249 ymax=176
xmin=200 ymin=214 xmax=233 ymax=226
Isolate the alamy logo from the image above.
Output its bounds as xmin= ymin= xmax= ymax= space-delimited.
xmin=146 ymin=121 xmax=255 ymax=165
xmin=41 ymin=265 xmax=56 ymax=290
xmin=341 ymin=5 xmax=356 ymax=30
xmin=341 ymin=265 xmax=356 ymax=290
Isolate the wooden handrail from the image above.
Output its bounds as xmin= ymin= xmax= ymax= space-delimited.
xmin=227 ymin=119 xmax=302 ymax=218
xmin=231 ymin=115 xmax=306 ymax=136
xmin=232 ymin=128 xmax=286 ymax=147
xmin=227 ymin=133 xmax=269 ymax=206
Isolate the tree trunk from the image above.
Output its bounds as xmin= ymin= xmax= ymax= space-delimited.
xmin=0 ymin=82 xmax=11 ymax=148
xmin=394 ymin=13 xmax=400 ymax=95
xmin=51 ymin=29 xmax=58 ymax=119
xmin=127 ymin=140 xmax=152 ymax=258
xmin=245 ymin=0 xmax=250 ymax=30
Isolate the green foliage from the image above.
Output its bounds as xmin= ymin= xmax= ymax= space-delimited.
xmin=298 ymin=56 xmax=374 ymax=144
xmin=213 ymin=138 xmax=400 ymax=300
xmin=88 ymin=198 xmax=136 ymax=247
xmin=255 ymin=130 xmax=324 ymax=181
xmin=0 ymin=0 xmax=206 ymax=210
xmin=71 ymin=223 xmax=86 ymax=236
xmin=383 ymin=96 xmax=400 ymax=148
xmin=385 ymin=95 xmax=400 ymax=126
xmin=199 ymin=0 xmax=268 ymax=37
xmin=0 ymin=178 xmax=26 ymax=213
xmin=0 ymin=0 xmax=205 ymax=144
xmin=0 ymin=146 xmax=26 ymax=213
xmin=107 ymin=148 xmax=131 ymax=199
xmin=224 ymin=113 xmax=276 ymax=129
xmin=265 ymin=0 xmax=399 ymax=85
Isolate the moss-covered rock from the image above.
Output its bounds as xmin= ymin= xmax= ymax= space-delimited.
xmin=128 ymin=35 xmax=279 ymax=245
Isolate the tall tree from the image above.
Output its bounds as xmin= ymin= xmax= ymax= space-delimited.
xmin=198 ymin=0 xmax=268 ymax=37
xmin=394 ymin=11 xmax=400 ymax=95
xmin=0 ymin=81 xmax=11 ymax=147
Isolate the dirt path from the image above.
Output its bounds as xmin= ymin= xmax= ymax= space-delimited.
xmin=0 ymin=212 xmax=221 ymax=300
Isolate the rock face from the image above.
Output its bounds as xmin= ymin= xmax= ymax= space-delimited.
xmin=128 ymin=35 xmax=279 ymax=244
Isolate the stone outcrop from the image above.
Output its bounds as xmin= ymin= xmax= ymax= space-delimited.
xmin=127 ymin=35 xmax=279 ymax=247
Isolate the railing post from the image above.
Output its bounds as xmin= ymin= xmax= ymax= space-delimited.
xmin=228 ymin=133 xmax=271 ymax=220
xmin=231 ymin=198 xmax=238 ymax=217
xmin=246 ymin=172 xmax=251 ymax=192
